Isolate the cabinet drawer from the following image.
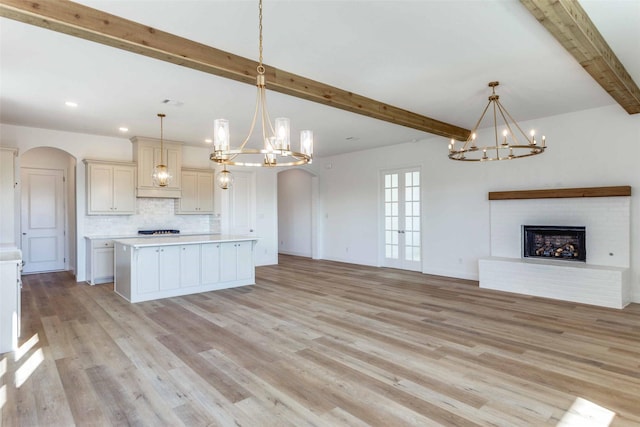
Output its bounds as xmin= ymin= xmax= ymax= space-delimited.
xmin=92 ymin=239 xmax=114 ymax=249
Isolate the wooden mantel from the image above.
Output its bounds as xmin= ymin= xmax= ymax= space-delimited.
xmin=488 ymin=186 xmax=631 ymax=200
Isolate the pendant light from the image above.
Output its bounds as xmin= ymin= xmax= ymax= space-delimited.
xmin=210 ymin=0 xmax=313 ymax=188
xmin=152 ymin=113 xmax=172 ymax=187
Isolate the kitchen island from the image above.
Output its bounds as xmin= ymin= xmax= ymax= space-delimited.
xmin=114 ymin=235 xmax=257 ymax=303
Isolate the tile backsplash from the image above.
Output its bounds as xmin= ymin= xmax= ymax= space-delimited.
xmin=84 ymin=198 xmax=220 ymax=236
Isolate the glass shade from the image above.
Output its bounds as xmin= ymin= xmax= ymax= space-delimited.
xmin=265 ymin=137 xmax=277 ymax=165
xmin=274 ymin=117 xmax=290 ymax=150
xmin=300 ymin=130 xmax=313 ymax=157
xmin=216 ymin=168 xmax=234 ymax=190
xmin=213 ymin=119 xmax=230 ymax=152
xmin=152 ymin=164 xmax=172 ymax=187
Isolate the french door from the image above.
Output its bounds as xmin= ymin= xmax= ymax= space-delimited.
xmin=382 ymin=168 xmax=421 ymax=271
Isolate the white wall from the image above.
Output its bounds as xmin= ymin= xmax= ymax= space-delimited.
xmin=278 ymin=169 xmax=313 ymax=257
xmin=312 ymin=105 xmax=640 ymax=302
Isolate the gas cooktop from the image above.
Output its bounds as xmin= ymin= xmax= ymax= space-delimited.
xmin=137 ymin=229 xmax=180 ymax=235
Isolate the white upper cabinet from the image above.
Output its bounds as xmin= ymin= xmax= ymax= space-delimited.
xmin=131 ymin=136 xmax=182 ymax=198
xmin=178 ymin=168 xmax=214 ymax=214
xmin=84 ymin=159 xmax=136 ymax=215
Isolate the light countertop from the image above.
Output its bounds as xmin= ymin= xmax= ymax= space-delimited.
xmin=85 ymin=232 xmax=217 ymax=240
xmin=113 ymin=234 xmax=257 ymax=248
xmin=0 ymin=246 xmax=22 ymax=262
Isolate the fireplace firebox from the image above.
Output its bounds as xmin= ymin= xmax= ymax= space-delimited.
xmin=522 ymin=225 xmax=586 ymax=262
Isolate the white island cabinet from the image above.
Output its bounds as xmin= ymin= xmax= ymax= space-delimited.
xmin=114 ymin=235 xmax=257 ymax=303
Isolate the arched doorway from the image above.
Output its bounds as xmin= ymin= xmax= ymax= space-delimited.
xmin=20 ymin=147 xmax=77 ymax=274
xmin=277 ymin=168 xmax=318 ymax=259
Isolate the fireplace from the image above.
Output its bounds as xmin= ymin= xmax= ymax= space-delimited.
xmin=522 ymin=225 xmax=586 ymax=262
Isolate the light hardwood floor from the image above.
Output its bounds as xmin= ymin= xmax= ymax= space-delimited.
xmin=2 ymin=255 xmax=639 ymax=426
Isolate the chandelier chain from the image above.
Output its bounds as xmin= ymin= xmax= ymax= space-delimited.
xmin=258 ymin=0 xmax=264 ymax=74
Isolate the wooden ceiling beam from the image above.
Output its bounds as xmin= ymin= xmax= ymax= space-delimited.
xmin=0 ymin=0 xmax=471 ymax=140
xmin=520 ymin=0 xmax=640 ymax=114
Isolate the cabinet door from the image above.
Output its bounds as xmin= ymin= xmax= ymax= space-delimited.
xmin=180 ymin=245 xmax=201 ymax=287
xmin=201 ymin=243 xmax=221 ymax=285
xmin=137 ymin=145 xmax=156 ymax=189
xmin=93 ymin=247 xmax=114 ymax=283
xmin=159 ymin=246 xmax=181 ymax=291
xmin=165 ymin=147 xmax=181 ymax=190
xmin=179 ymin=171 xmax=199 ymax=213
xmin=88 ymin=164 xmax=114 ymax=213
xmin=220 ymin=242 xmax=238 ymax=282
xmin=197 ymin=172 xmax=214 ymax=213
xmin=137 ymin=247 xmax=160 ymax=294
xmin=235 ymin=241 xmax=254 ymax=281
xmin=112 ymin=166 xmax=136 ymax=214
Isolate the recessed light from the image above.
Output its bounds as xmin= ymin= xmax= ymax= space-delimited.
xmin=119 ymin=127 xmax=129 ymax=133
xmin=65 ymin=101 xmax=78 ymax=108
xmin=345 ymin=136 xmax=359 ymax=141
xmin=204 ymin=138 xmax=213 ymax=144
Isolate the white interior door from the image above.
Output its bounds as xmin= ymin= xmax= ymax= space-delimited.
xmin=225 ymin=170 xmax=256 ymax=236
xmin=382 ymin=168 xmax=421 ymax=271
xmin=21 ymin=168 xmax=65 ymax=273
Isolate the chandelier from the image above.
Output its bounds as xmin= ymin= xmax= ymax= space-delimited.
xmin=448 ymin=81 xmax=546 ymax=161
xmin=152 ymin=113 xmax=172 ymax=187
xmin=210 ymin=0 xmax=313 ymax=180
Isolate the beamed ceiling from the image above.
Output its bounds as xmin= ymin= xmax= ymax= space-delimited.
xmin=1 ymin=0 xmax=638 ymax=158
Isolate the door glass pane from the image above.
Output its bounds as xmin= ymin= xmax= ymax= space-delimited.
xmin=384 ymin=173 xmax=399 ymax=260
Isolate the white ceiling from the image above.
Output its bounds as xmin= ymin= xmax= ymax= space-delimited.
xmin=1 ymin=0 xmax=638 ymax=158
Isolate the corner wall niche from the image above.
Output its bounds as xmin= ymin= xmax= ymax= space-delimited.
xmin=480 ymin=186 xmax=632 ymax=309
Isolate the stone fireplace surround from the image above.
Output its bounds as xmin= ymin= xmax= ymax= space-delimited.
xmin=479 ymin=186 xmax=631 ymax=309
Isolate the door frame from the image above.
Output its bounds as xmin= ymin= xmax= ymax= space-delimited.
xmin=20 ymin=167 xmax=67 ymax=273
xmin=379 ymin=166 xmax=422 ymax=272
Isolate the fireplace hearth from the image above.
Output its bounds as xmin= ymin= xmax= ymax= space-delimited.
xmin=522 ymin=225 xmax=586 ymax=262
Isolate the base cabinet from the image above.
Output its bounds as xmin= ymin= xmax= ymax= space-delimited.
xmin=221 ymin=241 xmax=253 ymax=282
xmin=86 ymin=238 xmax=115 ymax=285
xmin=137 ymin=246 xmax=184 ymax=294
xmin=115 ymin=239 xmax=255 ymax=303
xmin=0 ymin=256 xmax=21 ymax=354
xmin=180 ymin=245 xmax=201 ymax=287
xmin=201 ymin=243 xmax=221 ymax=285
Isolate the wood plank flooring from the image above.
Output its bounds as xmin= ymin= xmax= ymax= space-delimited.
xmin=2 ymin=255 xmax=640 ymax=426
